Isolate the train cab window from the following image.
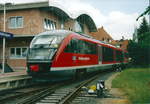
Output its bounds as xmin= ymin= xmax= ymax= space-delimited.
xmin=102 ymin=47 xmax=114 ymax=62
xmin=28 ymin=35 xmax=64 ymax=60
xmin=31 ymin=35 xmax=63 ymax=48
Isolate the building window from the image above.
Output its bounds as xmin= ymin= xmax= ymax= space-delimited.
xmin=73 ymin=21 xmax=84 ymax=33
xmin=61 ymin=22 xmax=64 ymax=29
xmin=10 ymin=47 xmax=28 ymax=58
xmin=44 ymin=18 xmax=56 ymax=30
xmin=9 ymin=16 xmax=23 ymax=28
xmin=60 ymin=20 xmax=64 ymax=29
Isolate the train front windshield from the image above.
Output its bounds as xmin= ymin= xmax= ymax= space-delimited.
xmin=27 ymin=35 xmax=64 ymax=61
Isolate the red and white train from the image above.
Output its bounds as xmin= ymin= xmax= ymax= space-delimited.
xmin=26 ymin=30 xmax=128 ymax=80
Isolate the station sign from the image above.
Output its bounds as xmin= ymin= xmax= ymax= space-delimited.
xmin=0 ymin=31 xmax=13 ymax=39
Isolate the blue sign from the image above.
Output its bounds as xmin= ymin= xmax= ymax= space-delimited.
xmin=0 ymin=31 xmax=13 ymax=39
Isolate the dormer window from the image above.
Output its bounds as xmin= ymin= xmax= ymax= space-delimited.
xmin=44 ymin=18 xmax=56 ymax=30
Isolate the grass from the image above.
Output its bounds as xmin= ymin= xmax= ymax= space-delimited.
xmin=112 ymin=67 xmax=150 ymax=104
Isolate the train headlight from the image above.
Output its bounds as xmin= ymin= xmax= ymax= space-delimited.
xmin=30 ymin=64 xmax=39 ymax=72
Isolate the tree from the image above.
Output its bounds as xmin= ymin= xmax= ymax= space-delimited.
xmin=127 ymin=39 xmax=150 ymax=65
xmin=136 ymin=6 xmax=150 ymax=21
xmin=137 ymin=17 xmax=150 ymax=41
xmin=128 ymin=18 xmax=150 ymax=66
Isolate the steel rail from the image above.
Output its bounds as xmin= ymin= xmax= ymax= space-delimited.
xmin=0 ymin=84 xmax=51 ymax=102
xmin=17 ymin=83 xmax=63 ymax=104
xmin=59 ymin=74 xmax=100 ymax=104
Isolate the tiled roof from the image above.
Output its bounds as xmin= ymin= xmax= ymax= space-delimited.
xmin=90 ymin=26 xmax=113 ymax=41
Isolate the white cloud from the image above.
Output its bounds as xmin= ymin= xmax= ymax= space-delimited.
xmin=0 ymin=0 xmax=139 ymax=40
xmin=103 ymin=11 xmax=138 ymax=40
xmin=50 ymin=0 xmax=139 ymax=40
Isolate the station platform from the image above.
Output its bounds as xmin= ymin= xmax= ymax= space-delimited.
xmin=0 ymin=70 xmax=32 ymax=91
xmin=0 ymin=69 xmax=27 ymax=78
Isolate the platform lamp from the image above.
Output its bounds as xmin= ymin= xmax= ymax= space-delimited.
xmin=0 ymin=2 xmax=13 ymax=73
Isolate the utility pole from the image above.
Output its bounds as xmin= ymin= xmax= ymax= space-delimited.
xmin=1 ymin=3 xmax=12 ymax=73
xmin=2 ymin=3 xmax=6 ymax=73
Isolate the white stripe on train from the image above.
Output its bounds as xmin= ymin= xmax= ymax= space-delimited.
xmin=51 ymin=63 xmax=121 ymax=71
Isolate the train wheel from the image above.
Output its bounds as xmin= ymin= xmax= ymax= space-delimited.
xmin=116 ymin=66 xmax=122 ymax=72
xmin=112 ymin=65 xmax=117 ymax=71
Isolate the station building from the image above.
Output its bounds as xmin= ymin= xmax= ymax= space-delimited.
xmin=0 ymin=1 xmax=97 ymax=70
xmin=90 ymin=26 xmax=113 ymax=43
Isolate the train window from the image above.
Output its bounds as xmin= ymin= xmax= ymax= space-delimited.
xmin=116 ymin=50 xmax=123 ymax=62
xmin=102 ymin=47 xmax=114 ymax=62
xmin=124 ymin=52 xmax=129 ymax=59
xmin=64 ymin=38 xmax=97 ymax=54
xmin=31 ymin=35 xmax=63 ymax=48
xmin=64 ymin=39 xmax=78 ymax=53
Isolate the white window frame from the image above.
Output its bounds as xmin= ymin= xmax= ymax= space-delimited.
xmin=8 ymin=16 xmax=24 ymax=29
xmin=60 ymin=20 xmax=64 ymax=29
xmin=44 ymin=18 xmax=56 ymax=30
xmin=10 ymin=47 xmax=28 ymax=59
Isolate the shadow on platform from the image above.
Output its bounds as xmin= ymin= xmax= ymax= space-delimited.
xmin=0 ymin=63 xmax=14 ymax=73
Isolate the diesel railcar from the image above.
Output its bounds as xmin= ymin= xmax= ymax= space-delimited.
xmin=26 ymin=30 xmax=128 ymax=80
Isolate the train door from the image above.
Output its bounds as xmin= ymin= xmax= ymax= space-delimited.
xmin=98 ymin=45 xmax=102 ymax=64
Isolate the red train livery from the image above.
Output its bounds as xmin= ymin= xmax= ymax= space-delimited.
xmin=26 ymin=30 xmax=128 ymax=80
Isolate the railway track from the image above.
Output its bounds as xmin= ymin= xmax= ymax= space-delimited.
xmin=0 ymin=70 xmax=113 ymax=104
xmin=15 ymin=71 xmax=113 ymax=104
xmin=0 ymin=83 xmax=53 ymax=103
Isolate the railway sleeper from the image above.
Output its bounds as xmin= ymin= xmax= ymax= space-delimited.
xmin=36 ymin=103 xmax=56 ymax=104
xmin=36 ymin=90 xmax=72 ymax=104
xmin=40 ymin=99 xmax=59 ymax=103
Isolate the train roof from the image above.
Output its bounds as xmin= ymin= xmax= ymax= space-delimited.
xmin=73 ymin=32 xmax=122 ymax=51
xmin=35 ymin=30 xmax=124 ymax=51
xmin=36 ymin=30 xmax=73 ymax=37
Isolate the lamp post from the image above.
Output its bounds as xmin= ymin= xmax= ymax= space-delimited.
xmin=1 ymin=3 xmax=12 ymax=73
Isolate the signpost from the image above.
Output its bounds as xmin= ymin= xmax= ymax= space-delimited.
xmin=0 ymin=31 xmax=13 ymax=73
xmin=0 ymin=31 xmax=13 ymax=39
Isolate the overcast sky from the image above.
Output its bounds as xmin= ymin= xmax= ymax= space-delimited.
xmin=0 ymin=0 xmax=149 ymax=40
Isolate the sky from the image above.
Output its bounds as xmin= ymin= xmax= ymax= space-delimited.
xmin=0 ymin=0 xmax=149 ymax=40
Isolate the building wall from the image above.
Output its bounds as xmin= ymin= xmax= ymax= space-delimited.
xmin=90 ymin=27 xmax=113 ymax=43
xmin=0 ymin=9 xmax=64 ymax=70
xmin=0 ymin=7 xmax=93 ymax=70
xmin=0 ymin=9 xmax=43 ymax=35
xmin=64 ymin=18 xmax=74 ymax=31
xmin=0 ymin=38 xmax=32 ymax=70
xmin=83 ymin=24 xmax=89 ymax=35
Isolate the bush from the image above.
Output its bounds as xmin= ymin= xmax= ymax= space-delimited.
xmin=128 ymin=32 xmax=150 ymax=66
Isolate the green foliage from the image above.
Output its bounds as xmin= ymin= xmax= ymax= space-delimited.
xmin=127 ymin=39 xmax=150 ymax=65
xmin=112 ymin=68 xmax=150 ymax=104
xmin=137 ymin=6 xmax=150 ymax=20
xmin=128 ymin=18 xmax=150 ymax=66
xmin=137 ymin=17 xmax=149 ymax=39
